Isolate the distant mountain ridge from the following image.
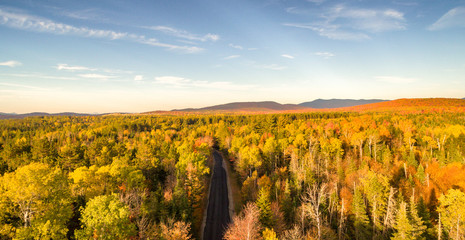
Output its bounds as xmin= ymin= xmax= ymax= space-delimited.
xmin=299 ymin=99 xmax=387 ymax=109
xmin=0 ymin=112 xmax=95 ymax=119
xmin=173 ymin=101 xmax=308 ymax=112
xmin=173 ymin=99 xmax=388 ymax=112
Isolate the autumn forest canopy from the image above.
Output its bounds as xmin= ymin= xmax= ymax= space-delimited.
xmin=1 ymin=105 xmax=465 ymax=239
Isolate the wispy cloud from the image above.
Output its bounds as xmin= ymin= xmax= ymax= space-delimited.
xmin=0 ymin=82 xmax=51 ymax=91
xmin=145 ymin=26 xmax=219 ymax=42
xmin=2 ymin=73 xmax=78 ymax=81
xmin=229 ymin=43 xmax=243 ymax=50
xmin=59 ymin=8 xmax=103 ymax=21
xmin=284 ymin=4 xmax=406 ymax=40
xmin=56 ymin=63 xmax=96 ymax=71
xmin=56 ymin=63 xmax=133 ymax=74
xmin=257 ymin=64 xmax=287 ymax=71
xmin=0 ymin=60 xmax=22 ymax=67
xmin=307 ymin=0 xmax=326 ymax=4
xmin=224 ymin=55 xmax=240 ymax=60
xmin=283 ymin=22 xmax=370 ymax=41
xmin=134 ymin=75 xmax=144 ymax=81
xmin=428 ymin=7 xmax=465 ymax=31
xmin=281 ymin=54 xmax=295 ymax=59
xmin=375 ymin=76 xmax=417 ymax=84
xmin=154 ymin=76 xmax=254 ymax=90
xmin=0 ymin=9 xmax=203 ymax=53
xmin=314 ymin=52 xmax=335 ymax=59
xmin=78 ymin=73 xmax=117 ymax=80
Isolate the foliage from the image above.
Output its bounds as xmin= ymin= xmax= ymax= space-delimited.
xmin=0 ymin=110 xmax=465 ymax=239
xmin=75 ymin=194 xmax=136 ymax=240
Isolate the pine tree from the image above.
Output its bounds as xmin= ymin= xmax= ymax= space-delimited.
xmin=353 ymin=187 xmax=370 ymax=240
xmin=257 ymin=187 xmax=273 ymax=228
xmin=392 ymin=201 xmax=415 ymax=240
xmin=409 ymin=194 xmax=427 ymax=239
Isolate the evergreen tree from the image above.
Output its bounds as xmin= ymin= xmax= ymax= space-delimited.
xmin=409 ymin=195 xmax=427 ymax=239
xmin=392 ymin=202 xmax=415 ymax=240
xmin=352 ymin=187 xmax=370 ymax=240
xmin=257 ymin=187 xmax=273 ymax=228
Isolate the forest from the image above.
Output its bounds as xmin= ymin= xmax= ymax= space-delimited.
xmin=1 ymin=111 xmax=465 ymax=239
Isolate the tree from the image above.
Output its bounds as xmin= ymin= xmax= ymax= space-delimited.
xmin=409 ymin=194 xmax=427 ymax=239
xmin=156 ymin=218 xmax=192 ymax=240
xmin=352 ymin=187 xmax=370 ymax=240
xmin=360 ymin=170 xmax=390 ymax=237
xmin=256 ymin=187 xmax=273 ymax=228
xmin=262 ymin=228 xmax=278 ymax=240
xmin=1 ymin=162 xmax=71 ymax=239
xmin=302 ymin=183 xmax=327 ymax=240
xmin=75 ymin=194 xmax=136 ymax=240
xmin=280 ymin=225 xmax=303 ymax=240
xmin=392 ymin=202 xmax=415 ymax=240
xmin=224 ymin=202 xmax=262 ymax=240
xmin=437 ymin=189 xmax=465 ymax=240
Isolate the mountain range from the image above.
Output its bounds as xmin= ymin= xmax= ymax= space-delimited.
xmin=0 ymin=112 xmax=95 ymax=120
xmin=2 ymin=98 xmax=465 ymax=118
xmin=172 ymin=99 xmax=388 ymax=112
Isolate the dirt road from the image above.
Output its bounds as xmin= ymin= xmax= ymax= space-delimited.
xmin=203 ymin=151 xmax=231 ymax=240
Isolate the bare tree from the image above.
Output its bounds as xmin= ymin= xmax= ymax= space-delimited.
xmin=224 ymin=202 xmax=262 ymax=240
xmin=280 ymin=225 xmax=304 ymax=240
xmin=158 ymin=218 xmax=192 ymax=240
xmin=382 ymin=187 xmax=397 ymax=238
xmin=302 ymin=183 xmax=327 ymax=240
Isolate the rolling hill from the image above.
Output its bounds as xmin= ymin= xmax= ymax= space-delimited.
xmin=344 ymin=98 xmax=465 ymax=113
xmin=0 ymin=112 xmax=96 ymax=119
xmin=171 ymin=99 xmax=390 ymax=113
xmin=172 ymin=101 xmax=309 ymax=112
xmin=299 ymin=99 xmax=387 ymax=108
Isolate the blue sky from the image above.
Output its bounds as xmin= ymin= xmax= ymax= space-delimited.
xmin=1 ymin=0 xmax=465 ymax=113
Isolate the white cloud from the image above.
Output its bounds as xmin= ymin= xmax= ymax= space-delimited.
xmin=134 ymin=75 xmax=143 ymax=81
xmin=154 ymin=76 xmax=191 ymax=86
xmin=428 ymin=7 xmax=465 ymax=31
xmin=0 ymin=9 xmax=203 ymax=54
xmin=257 ymin=64 xmax=287 ymax=71
xmin=0 ymin=60 xmax=22 ymax=67
xmin=0 ymin=82 xmax=51 ymax=91
xmin=78 ymin=73 xmax=117 ymax=80
xmin=132 ymin=35 xmax=204 ymax=53
xmin=307 ymin=0 xmax=326 ymax=4
xmin=284 ymin=4 xmax=406 ymax=40
xmin=281 ymin=54 xmax=295 ymax=59
xmin=283 ymin=23 xmax=370 ymax=41
xmin=229 ymin=44 xmax=243 ymax=50
xmin=154 ymin=76 xmax=254 ymax=90
xmin=224 ymin=55 xmax=240 ymax=60
xmin=145 ymin=26 xmax=219 ymax=42
xmin=2 ymin=73 xmax=78 ymax=81
xmin=375 ymin=76 xmax=417 ymax=84
xmin=60 ymin=8 xmax=103 ymax=21
xmin=314 ymin=52 xmax=335 ymax=59
xmin=56 ymin=63 xmax=96 ymax=71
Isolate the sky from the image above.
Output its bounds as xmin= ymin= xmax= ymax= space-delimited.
xmin=1 ymin=0 xmax=465 ymax=113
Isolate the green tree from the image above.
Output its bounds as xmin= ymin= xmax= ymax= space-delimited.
xmin=409 ymin=195 xmax=427 ymax=239
xmin=75 ymin=194 xmax=136 ymax=240
xmin=437 ymin=189 xmax=465 ymax=240
xmin=257 ymin=187 xmax=273 ymax=228
xmin=1 ymin=162 xmax=71 ymax=239
xmin=392 ymin=202 xmax=415 ymax=240
xmin=353 ymin=187 xmax=370 ymax=240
